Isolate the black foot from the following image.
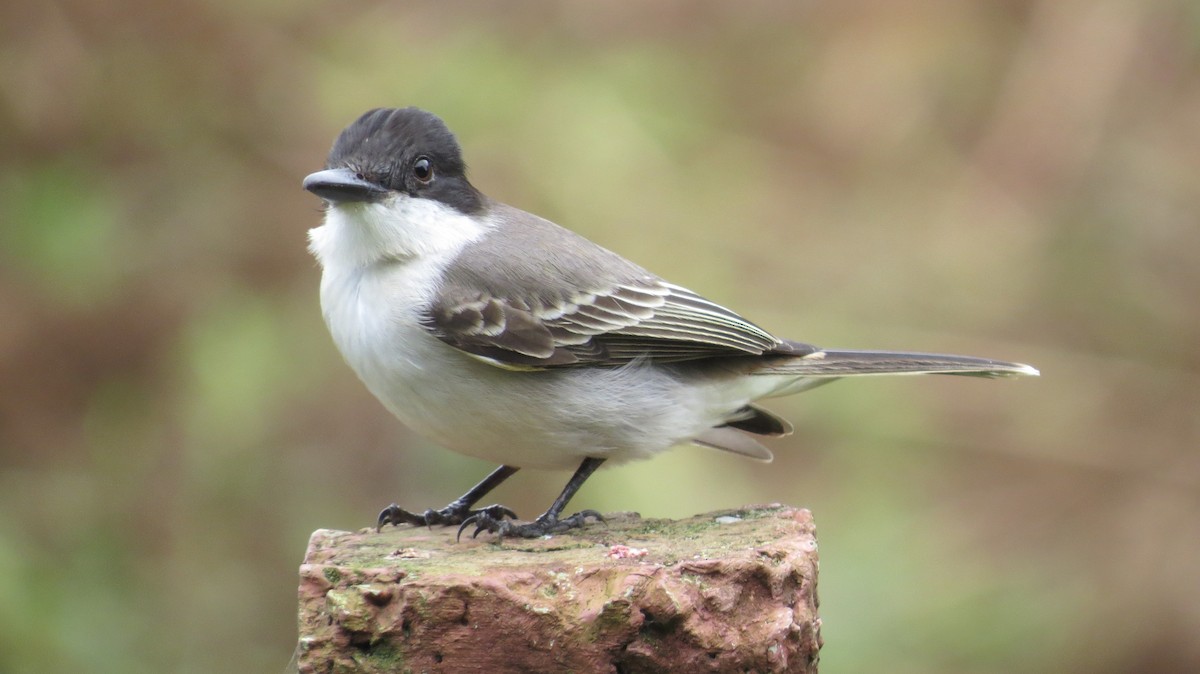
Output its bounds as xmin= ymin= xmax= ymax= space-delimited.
xmin=376 ymin=502 xmax=518 ymax=532
xmin=457 ymin=509 xmax=604 ymax=541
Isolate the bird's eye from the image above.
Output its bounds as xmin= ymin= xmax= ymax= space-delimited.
xmin=413 ymin=156 xmax=433 ymax=183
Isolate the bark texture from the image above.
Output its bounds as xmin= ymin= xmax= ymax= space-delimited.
xmin=296 ymin=504 xmax=821 ymax=674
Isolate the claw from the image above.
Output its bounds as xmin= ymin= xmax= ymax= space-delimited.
xmin=376 ymin=507 xmax=393 ymax=533
xmin=456 ymin=514 xmax=480 ymax=542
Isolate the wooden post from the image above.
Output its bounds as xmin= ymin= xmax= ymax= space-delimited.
xmin=296 ymin=505 xmax=821 ymax=673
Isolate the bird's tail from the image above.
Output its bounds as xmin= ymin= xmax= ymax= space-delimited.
xmin=694 ymin=348 xmax=1038 ymax=460
xmin=753 ymin=348 xmax=1040 ymax=379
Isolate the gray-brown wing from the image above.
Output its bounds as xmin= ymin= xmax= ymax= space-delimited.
xmin=422 ymin=276 xmax=806 ymax=369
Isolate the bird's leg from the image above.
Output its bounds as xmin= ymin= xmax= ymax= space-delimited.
xmin=377 ymin=464 xmax=520 ymax=531
xmin=459 ymin=457 xmax=606 ymax=540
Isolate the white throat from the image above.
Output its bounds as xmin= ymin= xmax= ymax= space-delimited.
xmin=308 ymin=194 xmax=490 ymax=271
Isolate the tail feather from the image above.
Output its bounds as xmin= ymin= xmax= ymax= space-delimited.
xmin=694 ymin=347 xmax=1037 ymax=461
xmin=754 ymin=349 xmax=1040 ymax=379
xmin=722 ymin=404 xmax=794 ymax=436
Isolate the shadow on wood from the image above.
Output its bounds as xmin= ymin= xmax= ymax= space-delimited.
xmin=296 ymin=505 xmax=821 ymax=673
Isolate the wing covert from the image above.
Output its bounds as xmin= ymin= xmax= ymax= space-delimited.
xmin=423 ymin=276 xmax=799 ymax=370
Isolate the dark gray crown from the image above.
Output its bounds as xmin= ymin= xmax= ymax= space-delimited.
xmin=325 ymin=107 xmax=483 ymax=214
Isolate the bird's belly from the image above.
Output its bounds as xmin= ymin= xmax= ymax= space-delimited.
xmin=320 ymin=265 xmax=750 ymax=470
xmin=328 ymin=305 xmax=707 ymax=469
xmin=367 ymin=340 xmax=715 ymax=469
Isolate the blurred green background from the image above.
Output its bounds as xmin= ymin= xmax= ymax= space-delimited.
xmin=2 ymin=1 xmax=1198 ymax=672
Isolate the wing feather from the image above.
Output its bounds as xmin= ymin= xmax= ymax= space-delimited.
xmin=424 ymin=276 xmax=806 ymax=369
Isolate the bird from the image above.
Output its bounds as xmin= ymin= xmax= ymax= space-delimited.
xmin=303 ymin=107 xmax=1039 ymax=540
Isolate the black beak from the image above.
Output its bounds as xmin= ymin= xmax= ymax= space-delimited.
xmin=303 ymin=168 xmax=388 ymax=203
